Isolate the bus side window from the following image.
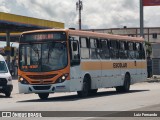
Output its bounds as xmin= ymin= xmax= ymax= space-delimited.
xmin=128 ymin=42 xmax=135 ymax=59
xmin=69 ymin=36 xmax=80 ymax=66
xmin=90 ymin=38 xmax=100 ymax=59
xmin=110 ymin=40 xmax=119 ymax=59
xmin=135 ymin=43 xmax=141 ymax=59
xmin=100 ymin=39 xmax=110 ymax=59
xmin=80 ymin=37 xmax=90 ymax=59
xmin=119 ymin=41 xmax=128 ymax=59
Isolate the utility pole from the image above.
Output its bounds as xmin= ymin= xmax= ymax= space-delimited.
xmin=140 ymin=0 xmax=144 ymax=37
xmin=76 ymin=0 xmax=83 ymax=30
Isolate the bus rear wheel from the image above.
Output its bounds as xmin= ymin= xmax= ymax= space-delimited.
xmin=116 ymin=74 xmax=130 ymax=92
xmin=38 ymin=93 xmax=49 ymax=100
xmin=89 ymin=89 xmax=98 ymax=95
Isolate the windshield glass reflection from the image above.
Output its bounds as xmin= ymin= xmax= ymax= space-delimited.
xmin=0 ymin=61 xmax=8 ymax=73
xmin=19 ymin=42 xmax=68 ymax=72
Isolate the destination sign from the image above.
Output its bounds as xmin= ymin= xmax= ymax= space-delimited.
xmin=20 ymin=32 xmax=66 ymax=42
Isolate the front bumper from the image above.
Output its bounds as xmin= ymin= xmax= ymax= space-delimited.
xmin=18 ymin=80 xmax=70 ymax=94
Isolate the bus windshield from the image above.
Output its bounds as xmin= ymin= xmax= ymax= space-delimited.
xmin=0 ymin=61 xmax=8 ymax=73
xmin=19 ymin=42 xmax=68 ymax=72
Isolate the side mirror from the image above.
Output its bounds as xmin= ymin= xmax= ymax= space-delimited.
xmin=72 ymin=42 xmax=78 ymax=51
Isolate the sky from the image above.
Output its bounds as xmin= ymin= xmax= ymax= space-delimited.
xmin=0 ymin=0 xmax=160 ymax=29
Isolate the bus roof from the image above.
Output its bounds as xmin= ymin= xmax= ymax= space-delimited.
xmin=68 ymin=29 xmax=144 ymax=42
xmin=21 ymin=29 xmax=144 ymax=42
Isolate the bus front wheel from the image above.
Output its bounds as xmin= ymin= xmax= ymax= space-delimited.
xmin=77 ymin=77 xmax=90 ymax=97
xmin=38 ymin=93 xmax=49 ymax=100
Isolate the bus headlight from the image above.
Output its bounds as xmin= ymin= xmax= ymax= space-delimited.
xmin=18 ymin=76 xmax=29 ymax=84
xmin=55 ymin=73 xmax=69 ymax=83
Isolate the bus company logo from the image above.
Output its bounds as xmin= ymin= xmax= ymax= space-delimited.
xmin=2 ymin=112 xmax=12 ymax=117
xmin=113 ymin=63 xmax=127 ymax=69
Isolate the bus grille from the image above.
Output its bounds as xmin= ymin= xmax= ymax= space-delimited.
xmin=31 ymin=80 xmax=53 ymax=84
xmin=33 ymin=86 xmax=51 ymax=90
xmin=27 ymin=74 xmax=57 ymax=80
xmin=0 ymin=78 xmax=7 ymax=86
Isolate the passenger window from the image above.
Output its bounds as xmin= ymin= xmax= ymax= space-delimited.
xmin=128 ymin=42 xmax=135 ymax=59
xmin=90 ymin=38 xmax=100 ymax=59
xmin=90 ymin=38 xmax=97 ymax=48
xmin=110 ymin=40 xmax=119 ymax=59
xmin=80 ymin=37 xmax=90 ymax=59
xmin=119 ymin=41 xmax=128 ymax=59
xmin=100 ymin=40 xmax=110 ymax=59
xmin=80 ymin=38 xmax=87 ymax=48
xmin=135 ymin=43 xmax=141 ymax=59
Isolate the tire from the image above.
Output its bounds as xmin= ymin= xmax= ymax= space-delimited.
xmin=4 ymin=85 xmax=13 ymax=97
xmin=89 ymin=89 xmax=98 ymax=95
xmin=38 ymin=93 xmax=49 ymax=100
xmin=5 ymin=91 xmax=11 ymax=97
xmin=116 ymin=74 xmax=130 ymax=92
xmin=77 ymin=77 xmax=90 ymax=97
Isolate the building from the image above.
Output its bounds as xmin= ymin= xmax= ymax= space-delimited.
xmin=87 ymin=27 xmax=160 ymax=43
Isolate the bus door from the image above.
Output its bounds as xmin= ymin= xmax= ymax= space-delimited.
xmin=127 ymin=42 xmax=137 ymax=83
xmin=69 ymin=36 xmax=81 ymax=91
xmin=135 ymin=43 xmax=142 ymax=82
xmin=141 ymin=43 xmax=147 ymax=80
xmin=135 ymin=42 xmax=147 ymax=82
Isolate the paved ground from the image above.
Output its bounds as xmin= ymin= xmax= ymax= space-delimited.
xmin=0 ymin=79 xmax=160 ymax=120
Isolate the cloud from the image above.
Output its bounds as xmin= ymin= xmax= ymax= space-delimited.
xmin=0 ymin=0 xmax=10 ymax=12
xmin=0 ymin=0 xmax=160 ymax=29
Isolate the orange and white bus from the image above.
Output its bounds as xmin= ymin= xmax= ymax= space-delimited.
xmin=18 ymin=29 xmax=147 ymax=99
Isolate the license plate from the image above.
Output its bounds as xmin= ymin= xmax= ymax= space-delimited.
xmin=0 ymin=86 xmax=2 ymax=89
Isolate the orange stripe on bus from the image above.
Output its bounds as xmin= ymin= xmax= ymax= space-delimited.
xmin=81 ymin=61 xmax=101 ymax=70
xmin=81 ymin=61 xmax=147 ymax=70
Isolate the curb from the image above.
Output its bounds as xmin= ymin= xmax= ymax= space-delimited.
xmin=146 ymin=78 xmax=160 ymax=83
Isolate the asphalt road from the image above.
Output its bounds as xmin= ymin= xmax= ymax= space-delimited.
xmin=0 ymin=80 xmax=160 ymax=120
